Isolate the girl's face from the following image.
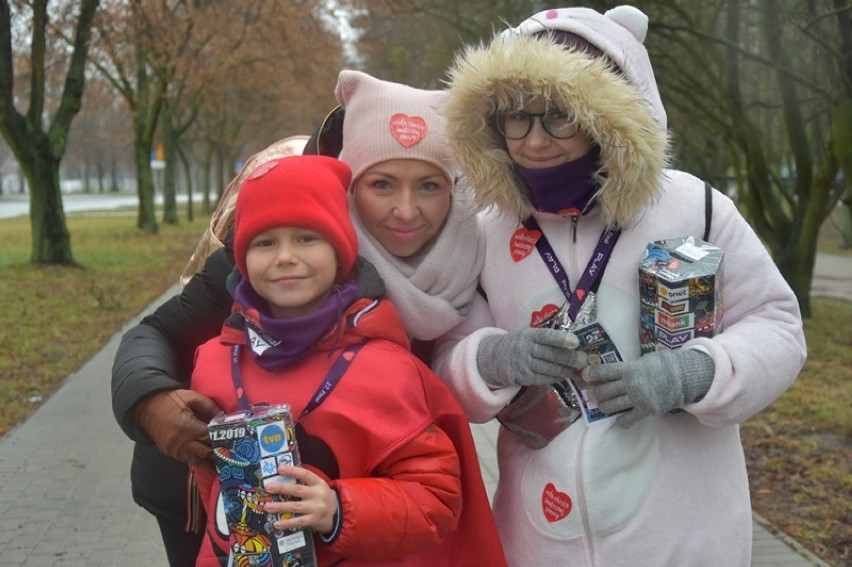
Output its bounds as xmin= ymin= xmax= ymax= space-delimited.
xmin=245 ymin=226 xmax=338 ymax=319
xmin=503 ymin=99 xmax=594 ymax=169
xmin=353 ymin=159 xmax=453 ymax=258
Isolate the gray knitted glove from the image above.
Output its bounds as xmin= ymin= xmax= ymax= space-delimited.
xmin=584 ymin=349 xmax=715 ymax=428
xmin=477 ymin=328 xmax=587 ymax=389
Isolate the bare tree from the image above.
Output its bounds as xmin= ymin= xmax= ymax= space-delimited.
xmin=352 ymin=0 xmax=850 ymax=316
xmin=188 ymin=0 xmax=345 ymax=210
xmin=67 ymin=76 xmax=132 ymax=193
xmin=0 ymin=0 xmax=99 ymax=264
xmin=88 ymin=0 xmax=200 ymax=233
xmin=86 ymin=0 xmax=345 ymax=230
xmin=646 ymin=0 xmax=850 ymax=316
xmin=351 ymin=0 xmax=548 ymax=86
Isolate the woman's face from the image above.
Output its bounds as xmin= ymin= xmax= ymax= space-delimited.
xmin=353 ymin=159 xmax=453 ymax=258
xmin=503 ymin=99 xmax=594 ymax=169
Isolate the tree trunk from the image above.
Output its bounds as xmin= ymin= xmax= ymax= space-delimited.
xmin=839 ymin=203 xmax=852 ymax=249
xmin=214 ymin=146 xmax=226 ymax=207
xmin=27 ymin=151 xmax=75 ymax=265
xmin=83 ymin=156 xmax=92 ymax=193
xmin=134 ymin=141 xmax=158 ymax=233
xmin=832 ymin=101 xmax=852 ymax=248
xmin=97 ymin=155 xmax=105 ymax=193
xmin=202 ymin=144 xmax=213 ymax=214
xmin=161 ymin=103 xmax=178 ymax=224
xmin=178 ymin=147 xmax=194 ymax=222
xmin=0 ymin=0 xmax=98 ymax=265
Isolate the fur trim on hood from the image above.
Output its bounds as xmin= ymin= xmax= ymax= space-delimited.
xmin=445 ymin=9 xmax=670 ymax=227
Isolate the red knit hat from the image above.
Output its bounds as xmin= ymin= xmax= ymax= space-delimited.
xmin=233 ymin=155 xmax=356 ymax=282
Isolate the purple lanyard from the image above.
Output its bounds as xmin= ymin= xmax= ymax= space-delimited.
xmin=522 ymin=217 xmax=621 ymax=322
xmin=230 ymin=340 xmax=366 ymax=419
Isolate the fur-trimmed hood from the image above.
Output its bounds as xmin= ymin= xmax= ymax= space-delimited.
xmin=444 ymin=6 xmax=670 ymax=227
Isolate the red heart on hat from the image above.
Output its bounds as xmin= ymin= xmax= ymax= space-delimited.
xmin=542 ymin=482 xmax=572 ymax=523
xmin=531 ymin=304 xmax=559 ymax=328
xmin=390 ymin=114 xmax=427 ymax=147
xmin=510 ymin=227 xmax=541 ymax=262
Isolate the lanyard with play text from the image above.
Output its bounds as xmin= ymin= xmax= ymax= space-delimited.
xmin=229 ymin=340 xmax=366 ymax=419
xmin=522 ymin=216 xmax=621 ymax=323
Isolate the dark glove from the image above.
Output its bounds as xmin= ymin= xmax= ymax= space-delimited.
xmin=584 ymin=349 xmax=715 ymax=428
xmin=477 ymin=328 xmax=587 ymax=389
xmin=134 ymin=389 xmax=222 ymax=470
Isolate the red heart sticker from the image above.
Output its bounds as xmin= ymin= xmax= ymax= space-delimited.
xmin=389 ymin=114 xmax=427 ymax=147
xmin=575 ymin=288 xmax=586 ymax=301
xmin=531 ymin=304 xmax=560 ymax=328
xmin=343 ymin=350 xmax=355 ymax=361
xmin=542 ymin=483 xmax=572 ymax=523
xmin=510 ymin=227 xmax=541 ymax=262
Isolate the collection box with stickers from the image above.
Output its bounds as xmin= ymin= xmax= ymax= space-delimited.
xmin=638 ymin=236 xmax=724 ymax=353
xmin=208 ymin=404 xmax=317 ymax=567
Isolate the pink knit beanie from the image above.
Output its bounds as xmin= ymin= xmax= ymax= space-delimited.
xmin=233 ymin=155 xmax=356 ymax=282
xmin=334 ymin=70 xmax=458 ymax=185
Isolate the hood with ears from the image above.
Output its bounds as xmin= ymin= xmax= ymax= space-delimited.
xmin=444 ymin=5 xmax=670 ymax=227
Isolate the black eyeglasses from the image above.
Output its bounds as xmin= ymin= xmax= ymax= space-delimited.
xmin=497 ymin=110 xmax=579 ymax=140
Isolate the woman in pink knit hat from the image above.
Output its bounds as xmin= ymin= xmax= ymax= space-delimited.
xmin=110 ymin=72 xmax=493 ymax=564
xmin=332 ymin=70 xmax=483 ymax=359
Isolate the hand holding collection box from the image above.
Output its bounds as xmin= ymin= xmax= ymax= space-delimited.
xmin=208 ymin=404 xmax=317 ymax=567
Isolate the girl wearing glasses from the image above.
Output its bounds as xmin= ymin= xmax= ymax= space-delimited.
xmin=434 ymin=5 xmax=805 ymax=566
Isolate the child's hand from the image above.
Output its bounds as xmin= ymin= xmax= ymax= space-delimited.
xmin=263 ymin=465 xmax=338 ymax=535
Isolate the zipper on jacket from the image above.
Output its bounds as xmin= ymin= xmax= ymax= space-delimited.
xmin=564 ymin=213 xmax=581 ymax=296
xmin=567 ymin=210 xmax=596 ymax=562
xmin=574 ymin=424 xmax=597 ymax=564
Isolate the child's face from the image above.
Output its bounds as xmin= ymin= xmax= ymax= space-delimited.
xmin=245 ymin=227 xmax=338 ymax=319
xmin=353 ymin=159 xmax=453 ymax=258
xmin=503 ymin=99 xmax=594 ymax=169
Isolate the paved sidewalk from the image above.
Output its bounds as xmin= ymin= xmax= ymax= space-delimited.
xmin=1 ymin=253 xmax=847 ymax=565
xmin=812 ymin=252 xmax=852 ymax=301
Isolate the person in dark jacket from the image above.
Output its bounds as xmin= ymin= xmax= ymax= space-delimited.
xmin=111 ymin=71 xmax=487 ymax=565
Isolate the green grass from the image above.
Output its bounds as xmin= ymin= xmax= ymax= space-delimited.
xmin=741 ymin=297 xmax=851 ymax=566
xmin=0 ymin=208 xmax=210 ymax=435
xmin=758 ymin=299 xmax=852 ymax=433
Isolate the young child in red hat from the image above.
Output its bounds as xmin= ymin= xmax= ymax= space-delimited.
xmin=190 ymin=155 xmax=505 ymax=567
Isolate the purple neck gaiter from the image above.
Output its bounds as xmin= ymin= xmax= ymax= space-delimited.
xmin=233 ymin=278 xmax=359 ymax=371
xmin=514 ymin=146 xmax=602 ymax=216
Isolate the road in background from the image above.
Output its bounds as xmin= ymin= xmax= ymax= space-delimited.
xmin=0 ymin=192 xmax=204 ymax=220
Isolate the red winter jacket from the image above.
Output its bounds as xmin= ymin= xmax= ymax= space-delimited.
xmin=192 ymin=297 xmax=506 ymax=566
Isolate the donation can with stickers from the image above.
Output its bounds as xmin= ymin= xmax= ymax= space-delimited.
xmin=208 ymin=404 xmax=317 ymax=567
xmin=639 ymin=236 xmax=723 ymax=353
